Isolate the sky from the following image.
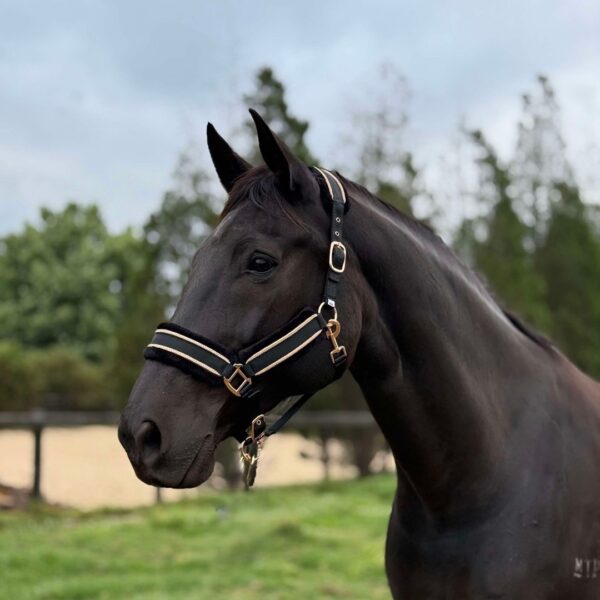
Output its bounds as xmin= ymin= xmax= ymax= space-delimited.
xmin=1 ymin=0 xmax=599 ymax=236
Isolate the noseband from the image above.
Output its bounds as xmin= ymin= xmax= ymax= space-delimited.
xmin=143 ymin=167 xmax=349 ymax=486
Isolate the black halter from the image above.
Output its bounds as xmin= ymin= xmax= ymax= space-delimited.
xmin=143 ymin=167 xmax=349 ymax=485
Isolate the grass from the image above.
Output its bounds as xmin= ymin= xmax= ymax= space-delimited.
xmin=0 ymin=476 xmax=395 ymax=600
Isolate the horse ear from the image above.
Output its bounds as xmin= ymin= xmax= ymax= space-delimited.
xmin=249 ymin=109 xmax=316 ymax=199
xmin=206 ymin=123 xmax=252 ymax=192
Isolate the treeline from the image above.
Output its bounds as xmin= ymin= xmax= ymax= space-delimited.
xmin=1 ymin=68 xmax=598 ymax=422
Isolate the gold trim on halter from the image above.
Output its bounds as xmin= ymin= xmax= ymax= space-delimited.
xmin=246 ymin=313 xmax=320 ymax=364
xmin=313 ymin=167 xmax=346 ymax=203
xmin=155 ymin=328 xmax=231 ymax=363
xmin=146 ymin=343 xmax=222 ymax=377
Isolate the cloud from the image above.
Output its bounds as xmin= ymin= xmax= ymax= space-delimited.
xmin=0 ymin=0 xmax=598 ymax=235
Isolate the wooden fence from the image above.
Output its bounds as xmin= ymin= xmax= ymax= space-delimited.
xmin=0 ymin=410 xmax=375 ymax=502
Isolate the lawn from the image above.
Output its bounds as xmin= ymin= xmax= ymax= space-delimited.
xmin=0 ymin=476 xmax=395 ymax=600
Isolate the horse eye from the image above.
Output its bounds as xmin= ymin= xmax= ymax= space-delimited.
xmin=247 ymin=253 xmax=277 ymax=274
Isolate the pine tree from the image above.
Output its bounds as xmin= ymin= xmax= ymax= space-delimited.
xmin=351 ymin=64 xmax=424 ymax=217
xmin=511 ymin=75 xmax=573 ymax=239
xmin=535 ymin=182 xmax=600 ymax=376
xmin=455 ymin=130 xmax=551 ymax=330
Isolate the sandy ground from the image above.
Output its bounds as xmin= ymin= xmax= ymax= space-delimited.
xmin=0 ymin=427 xmax=359 ymax=509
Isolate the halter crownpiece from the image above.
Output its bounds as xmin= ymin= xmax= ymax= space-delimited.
xmin=143 ymin=167 xmax=349 ymax=486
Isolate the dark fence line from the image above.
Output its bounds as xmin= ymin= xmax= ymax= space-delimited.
xmin=0 ymin=410 xmax=375 ymax=502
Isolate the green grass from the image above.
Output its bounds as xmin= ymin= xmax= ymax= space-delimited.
xmin=0 ymin=476 xmax=395 ymax=600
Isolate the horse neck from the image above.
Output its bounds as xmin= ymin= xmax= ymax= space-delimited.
xmin=344 ymin=189 xmax=547 ymax=519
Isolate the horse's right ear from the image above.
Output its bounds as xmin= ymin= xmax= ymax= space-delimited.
xmin=206 ymin=123 xmax=252 ymax=193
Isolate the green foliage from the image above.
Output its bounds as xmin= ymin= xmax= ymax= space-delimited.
xmin=0 ymin=476 xmax=394 ymax=599
xmin=144 ymin=154 xmax=220 ymax=304
xmin=455 ymin=77 xmax=600 ymax=378
xmin=0 ymin=342 xmax=112 ymax=410
xmin=0 ymin=204 xmax=166 ymax=409
xmin=244 ymin=67 xmax=318 ymax=165
xmin=105 ymin=243 xmax=166 ymax=405
xmin=535 ymin=182 xmax=600 ymax=376
xmin=0 ymin=204 xmax=129 ymax=361
xmin=456 ymin=130 xmax=551 ymax=330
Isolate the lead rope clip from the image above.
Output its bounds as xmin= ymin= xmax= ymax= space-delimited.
xmin=240 ymin=414 xmax=266 ymax=489
xmin=326 ymin=319 xmax=347 ymax=365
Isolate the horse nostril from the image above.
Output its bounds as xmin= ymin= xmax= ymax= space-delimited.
xmin=136 ymin=420 xmax=162 ymax=459
xmin=118 ymin=416 xmax=134 ymax=451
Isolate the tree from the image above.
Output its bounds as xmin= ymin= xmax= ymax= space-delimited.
xmin=455 ymin=130 xmax=550 ymax=330
xmin=105 ymin=236 xmax=166 ymax=404
xmin=350 ymin=64 xmax=427 ymax=218
xmin=511 ymin=75 xmax=573 ymax=239
xmin=535 ymin=182 xmax=600 ymax=377
xmin=243 ymin=67 xmax=318 ymax=165
xmin=0 ymin=204 xmax=127 ymax=360
xmin=144 ymin=153 xmax=220 ymax=306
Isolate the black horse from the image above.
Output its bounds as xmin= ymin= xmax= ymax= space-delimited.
xmin=119 ymin=110 xmax=600 ymax=599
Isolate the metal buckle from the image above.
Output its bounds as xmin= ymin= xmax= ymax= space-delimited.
xmin=223 ymin=364 xmax=252 ymax=397
xmin=330 ymin=344 xmax=348 ymax=364
xmin=329 ymin=241 xmax=346 ymax=273
xmin=239 ymin=414 xmax=265 ymax=489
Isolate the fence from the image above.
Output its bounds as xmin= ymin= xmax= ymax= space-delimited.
xmin=0 ymin=409 xmax=375 ymax=502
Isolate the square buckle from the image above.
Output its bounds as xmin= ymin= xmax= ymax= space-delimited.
xmin=330 ymin=345 xmax=347 ymax=366
xmin=329 ymin=241 xmax=346 ymax=273
xmin=224 ymin=364 xmax=252 ymax=397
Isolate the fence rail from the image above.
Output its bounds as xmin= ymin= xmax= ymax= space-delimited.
xmin=0 ymin=409 xmax=375 ymax=502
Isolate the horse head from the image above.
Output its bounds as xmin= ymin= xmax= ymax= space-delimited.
xmin=118 ymin=111 xmax=364 ymax=488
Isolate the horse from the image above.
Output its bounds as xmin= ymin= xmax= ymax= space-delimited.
xmin=119 ymin=109 xmax=600 ymax=599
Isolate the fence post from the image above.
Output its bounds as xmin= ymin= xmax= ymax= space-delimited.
xmin=32 ymin=425 xmax=43 ymax=500
xmin=155 ymin=487 xmax=162 ymax=503
xmin=320 ymin=430 xmax=331 ymax=481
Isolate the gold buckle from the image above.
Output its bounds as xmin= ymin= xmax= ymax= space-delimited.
xmin=328 ymin=241 xmax=346 ymax=273
xmin=330 ymin=344 xmax=348 ymax=363
xmin=223 ymin=364 xmax=252 ymax=397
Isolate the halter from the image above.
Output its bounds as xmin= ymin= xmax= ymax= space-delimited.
xmin=143 ymin=167 xmax=349 ymax=486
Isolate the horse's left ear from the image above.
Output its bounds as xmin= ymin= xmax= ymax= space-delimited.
xmin=207 ymin=123 xmax=253 ymax=193
xmin=249 ymin=109 xmax=317 ymax=200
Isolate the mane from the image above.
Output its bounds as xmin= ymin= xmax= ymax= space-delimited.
xmin=222 ymin=167 xmax=554 ymax=353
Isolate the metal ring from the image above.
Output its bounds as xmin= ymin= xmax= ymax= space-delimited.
xmin=318 ymin=302 xmax=338 ymax=322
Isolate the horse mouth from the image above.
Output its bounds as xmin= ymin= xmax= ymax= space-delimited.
xmin=126 ymin=433 xmax=216 ymax=489
xmin=175 ymin=435 xmax=217 ymax=488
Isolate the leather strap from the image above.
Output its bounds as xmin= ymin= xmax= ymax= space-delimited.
xmin=314 ymin=168 xmax=347 ymax=310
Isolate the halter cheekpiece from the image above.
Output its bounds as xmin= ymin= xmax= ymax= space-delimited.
xmin=143 ymin=167 xmax=349 ymax=486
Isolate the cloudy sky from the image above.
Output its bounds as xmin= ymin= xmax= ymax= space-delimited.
xmin=1 ymin=0 xmax=599 ymax=235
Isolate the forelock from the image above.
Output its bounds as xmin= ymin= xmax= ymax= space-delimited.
xmin=220 ymin=166 xmax=307 ymax=229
